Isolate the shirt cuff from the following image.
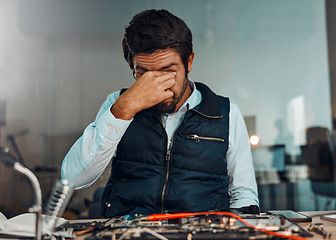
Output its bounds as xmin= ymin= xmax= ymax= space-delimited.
xmin=95 ymin=108 xmax=133 ymax=142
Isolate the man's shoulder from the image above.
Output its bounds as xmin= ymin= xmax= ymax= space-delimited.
xmin=229 ymin=101 xmax=238 ymax=111
xmin=228 ymin=101 xmax=244 ymax=120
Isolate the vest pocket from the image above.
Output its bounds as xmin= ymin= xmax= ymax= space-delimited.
xmin=187 ymin=134 xmax=225 ymax=143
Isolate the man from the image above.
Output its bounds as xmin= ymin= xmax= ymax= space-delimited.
xmin=62 ymin=9 xmax=259 ymax=218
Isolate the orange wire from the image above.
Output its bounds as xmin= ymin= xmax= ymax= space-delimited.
xmin=73 ymin=226 xmax=96 ymax=235
xmin=146 ymin=212 xmax=308 ymax=240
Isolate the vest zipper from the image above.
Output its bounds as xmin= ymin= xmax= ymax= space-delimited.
xmin=158 ymin=109 xmax=222 ymax=213
xmin=187 ymin=134 xmax=225 ymax=143
xmin=157 ymin=115 xmax=171 ymax=213
xmin=158 ymin=113 xmax=188 ymax=213
xmin=189 ymin=109 xmax=222 ymax=119
xmin=161 ymin=150 xmax=171 ymax=212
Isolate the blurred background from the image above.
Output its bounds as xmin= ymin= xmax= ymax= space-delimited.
xmin=1 ymin=0 xmax=336 ymax=218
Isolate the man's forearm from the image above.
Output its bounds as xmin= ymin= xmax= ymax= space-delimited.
xmin=61 ymin=106 xmax=132 ymax=189
xmin=227 ymin=102 xmax=259 ymax=208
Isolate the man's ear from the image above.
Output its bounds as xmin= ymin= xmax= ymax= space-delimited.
xmin=187 ymin=52 xmax=195 ymax=73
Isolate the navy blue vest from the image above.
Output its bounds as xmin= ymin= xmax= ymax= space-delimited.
xmin=101 ymin=82 xmax=230 ymax=218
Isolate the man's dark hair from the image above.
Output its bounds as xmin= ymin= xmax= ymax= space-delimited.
xmin=122 ymin=9 xmax=193 ymax=75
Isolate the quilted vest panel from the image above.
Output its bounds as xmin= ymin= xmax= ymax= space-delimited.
xmin=101 ymin=82 xmax=230 ymax=217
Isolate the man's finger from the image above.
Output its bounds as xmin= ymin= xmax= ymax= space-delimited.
xmin=161 ymin=78 xmax=176 ymax=91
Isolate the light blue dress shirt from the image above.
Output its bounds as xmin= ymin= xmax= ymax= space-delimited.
xmin=61 ymin=81 xmax=259 ymax=209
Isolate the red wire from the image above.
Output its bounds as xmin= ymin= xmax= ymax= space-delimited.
xmin=146 ymin=212 xmax=308 ymax=240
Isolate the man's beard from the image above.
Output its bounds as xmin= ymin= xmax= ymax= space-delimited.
xmin=152 ymin=78 xmax=189 ymax=115
xmin=152 ymin=100 xmax=177 ymax=115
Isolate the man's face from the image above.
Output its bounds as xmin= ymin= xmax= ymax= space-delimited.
xmin=133 ymin=49 xmax=194 ymax=114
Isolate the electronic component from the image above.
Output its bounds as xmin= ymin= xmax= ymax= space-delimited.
xmin=44 ymin=179 xmax=74 ymax=229
xmin=307 ymin=223 xmax=331 ymax=239
xmin=321 ymin=213 xmax=336 ymax=223
xmin=72 ymin=211 xmax=313 ymax=240
xmin=266 ymin=210 xmax=312 ymax=222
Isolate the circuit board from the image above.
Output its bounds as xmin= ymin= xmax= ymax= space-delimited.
xmin=57 ymin=212 xmax=313 ymax=240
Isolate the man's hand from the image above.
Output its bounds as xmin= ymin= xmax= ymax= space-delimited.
xmin=111 ymin=71 xmax=176 ymax=120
